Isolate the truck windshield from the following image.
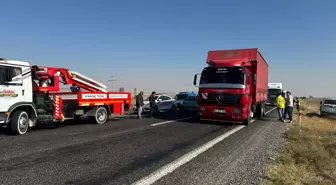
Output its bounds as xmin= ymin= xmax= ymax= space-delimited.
xmin=324 ymin=100 xmax=336 ymax=105
xmin=268 ymin=89 xmax=282 ymax=95
xmin=200 ymin=67 xmax=245 ymax=85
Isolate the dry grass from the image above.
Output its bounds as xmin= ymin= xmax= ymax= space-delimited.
xmin=261 ymin=98 xmax=336 ymax=185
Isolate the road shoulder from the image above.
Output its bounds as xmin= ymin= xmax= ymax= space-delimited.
xmin=153 ymin=110 xmax=288 ymax=185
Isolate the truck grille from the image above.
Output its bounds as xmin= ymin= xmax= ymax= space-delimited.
xmin=202 ymin=93 xmax=242 ymax=104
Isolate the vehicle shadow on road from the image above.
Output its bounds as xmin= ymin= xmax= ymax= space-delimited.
xmin=150 ymin=110 xmax=237 ymax=126
xmin=305 ymin=112 xmax=320 ymax=118
xmin=306 ymin=112 xmax=336 ymax=121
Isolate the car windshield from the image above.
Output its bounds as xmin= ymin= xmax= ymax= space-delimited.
xmin=175 ymin=94 xmax=188 ymax=100
xmin=200 ymin=67 xmax=245 ymax=84
xmin=145 ymin=95 xmax=159 ymax=101
xmin=324 ymin=100 xmax=336 ymax=105
xmin=268 ymin=89 xmax=282 ymax=95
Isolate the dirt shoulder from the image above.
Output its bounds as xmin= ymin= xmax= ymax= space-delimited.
xmin=261 ymin=99 xmax=336 ymax=185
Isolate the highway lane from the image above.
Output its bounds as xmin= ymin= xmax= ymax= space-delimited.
xmin=144 ymin=108 xmax=285 ymax=185
xmin=0 ymin=106 xmax=279 ymax=185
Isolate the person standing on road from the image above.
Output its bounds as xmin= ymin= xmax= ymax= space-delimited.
xmin=276 ymin=92 xmax=286 ymax=122
xmin=149 ymin=91 xmax=157 ymax=118
xmin=136 ymin=91 xmax=144 ymax=119
xmin=284 ymin=91 xmax=294 ymax=123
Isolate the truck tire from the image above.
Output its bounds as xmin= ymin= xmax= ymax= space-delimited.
xmin=9 ymin=110 xmax=29 ymax=135
xmin=243 ymin=110 xmax=252 ymax=125
xmin=256 ymin=103 xmax=265 ymax=119
xmin=94 ymin=107 xmax=108 ymax=124
xmin=262 ymin=103 xmax=266 ymax=117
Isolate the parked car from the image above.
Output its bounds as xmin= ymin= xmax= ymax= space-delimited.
xmin=182 ymin=95 xmax=198 ymax=111
xmin=320 ymin=98 xmax=336 ymax=117
xmin=133 ymin=94 xmax=177 ymax=113
xmin=174 ymin=91 xmax=197 ymax=108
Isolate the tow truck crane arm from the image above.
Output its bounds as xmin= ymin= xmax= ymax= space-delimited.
xmin=31 ymin=65 xmax=108 ymax=93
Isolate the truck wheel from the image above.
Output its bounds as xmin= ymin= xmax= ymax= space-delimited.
xmin=257 ymin=103 xmax=266 ymax=118
xmin=262 ymin=103 xmax=266 ymax=117
xmin=9 ymin=110 xmax=29 ymax=135
xmin=95 ymin=107 xmax=108 ymax=124
xmin=243 ymin=111 xmax=252 ymax=125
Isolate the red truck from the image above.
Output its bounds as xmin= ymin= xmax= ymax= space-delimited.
xmin=193 ymin=48 xmax=268 ymax=125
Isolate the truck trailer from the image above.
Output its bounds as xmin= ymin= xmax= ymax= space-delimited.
xmin=193 ymin=48 xmax=269 ymax=125
xmin=0 ymin=58 xmax=132 ymax=135
xmin=267 ymin=82 xmax=283 ymax=105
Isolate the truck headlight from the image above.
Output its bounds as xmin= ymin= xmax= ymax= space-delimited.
xmin=0 ymin=112 xmax=7 ymax=122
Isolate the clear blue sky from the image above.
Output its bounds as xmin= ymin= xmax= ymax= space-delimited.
xmin=1 ymin=0 xmax=335 ymax=96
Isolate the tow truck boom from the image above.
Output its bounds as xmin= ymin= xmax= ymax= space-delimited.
xmin=31 ymin=66 xmax=108 ymax=93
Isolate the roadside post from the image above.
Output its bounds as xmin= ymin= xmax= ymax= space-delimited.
xmin=296 ymin=98 xmax=301 ymax=133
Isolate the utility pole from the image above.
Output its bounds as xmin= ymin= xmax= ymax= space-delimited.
xmin=184 ymin=84 xmax=190 ymax=92
xmin=108 ymin=76 xmax=116 ymax=91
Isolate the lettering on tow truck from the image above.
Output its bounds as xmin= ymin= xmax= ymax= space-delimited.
xmin=82 ymin=94 xmax=107 ymax=99
xmin=0 ymin=90 xmax=18 ymax=97
xmin=109 ymin=94 xmax=128 ymax=99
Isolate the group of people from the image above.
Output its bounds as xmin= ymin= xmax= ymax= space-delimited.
xmin=135 ymin=91 xmax=157 ymax=119
xmin=275 ymin=91 xmax=299 ymax=123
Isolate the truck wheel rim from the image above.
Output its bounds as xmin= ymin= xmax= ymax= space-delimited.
xmin=19 ymin=114 xmax=28 ymax=133
xmin=97 ymin=110 xmax=106 ymax=121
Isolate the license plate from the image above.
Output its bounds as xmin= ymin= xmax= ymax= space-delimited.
xmin=214 ymin=109 xmax=225 ymax=113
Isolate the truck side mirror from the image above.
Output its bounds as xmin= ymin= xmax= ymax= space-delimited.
xmin=252 ymin=74 xmax=256 ymax=85
xmin=193 ymin=74 xmax=197 ymax=86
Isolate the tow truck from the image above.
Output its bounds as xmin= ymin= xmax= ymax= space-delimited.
xmin=0 ymin=58 xmax=132 ymax=135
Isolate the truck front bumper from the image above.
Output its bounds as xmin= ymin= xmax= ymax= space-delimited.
xmin=197 ymin=105 xmax=248 ymax=123
xmin=0 ymin=112 xmax=8 ymax=124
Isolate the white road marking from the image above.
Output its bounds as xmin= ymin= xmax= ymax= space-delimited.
xmin=132 ymin=107 xmax=276 ymax=185
xmin=150 ymin=117 xmax=192 ymax=126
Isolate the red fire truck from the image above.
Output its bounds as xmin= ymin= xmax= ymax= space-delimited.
xmin=193 ymin=48 xmax=269 ymax=125
xmin=0 ymin=58 xmax=132 ymax=135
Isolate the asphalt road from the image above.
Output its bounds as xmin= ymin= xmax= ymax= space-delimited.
xmin=0 ymin=105 xmax=287 ymax=185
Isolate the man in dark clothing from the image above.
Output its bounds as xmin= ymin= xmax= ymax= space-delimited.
xmin=149 ymin=91 xmax=157 ymax=118
xmin=135 ymin=91 xmax=144 ymax=119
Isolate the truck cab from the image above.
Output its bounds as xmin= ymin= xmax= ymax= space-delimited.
xmin=193 ymin=48 xmax=268 ymax=125
xmin=0 ymin=59 xmax=37 ymax=134
xmin=267 ymin=83 xmax=283 ymax=105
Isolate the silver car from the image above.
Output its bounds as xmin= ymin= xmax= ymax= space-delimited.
xmin=320 ymin=98 xmax=336 ymax=117
xmin=134 ymin=94 xmax=177 ymax=113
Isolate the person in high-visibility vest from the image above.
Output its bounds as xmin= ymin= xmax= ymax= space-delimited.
xmin=276 ymin=92 xmax=286 ymax=122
